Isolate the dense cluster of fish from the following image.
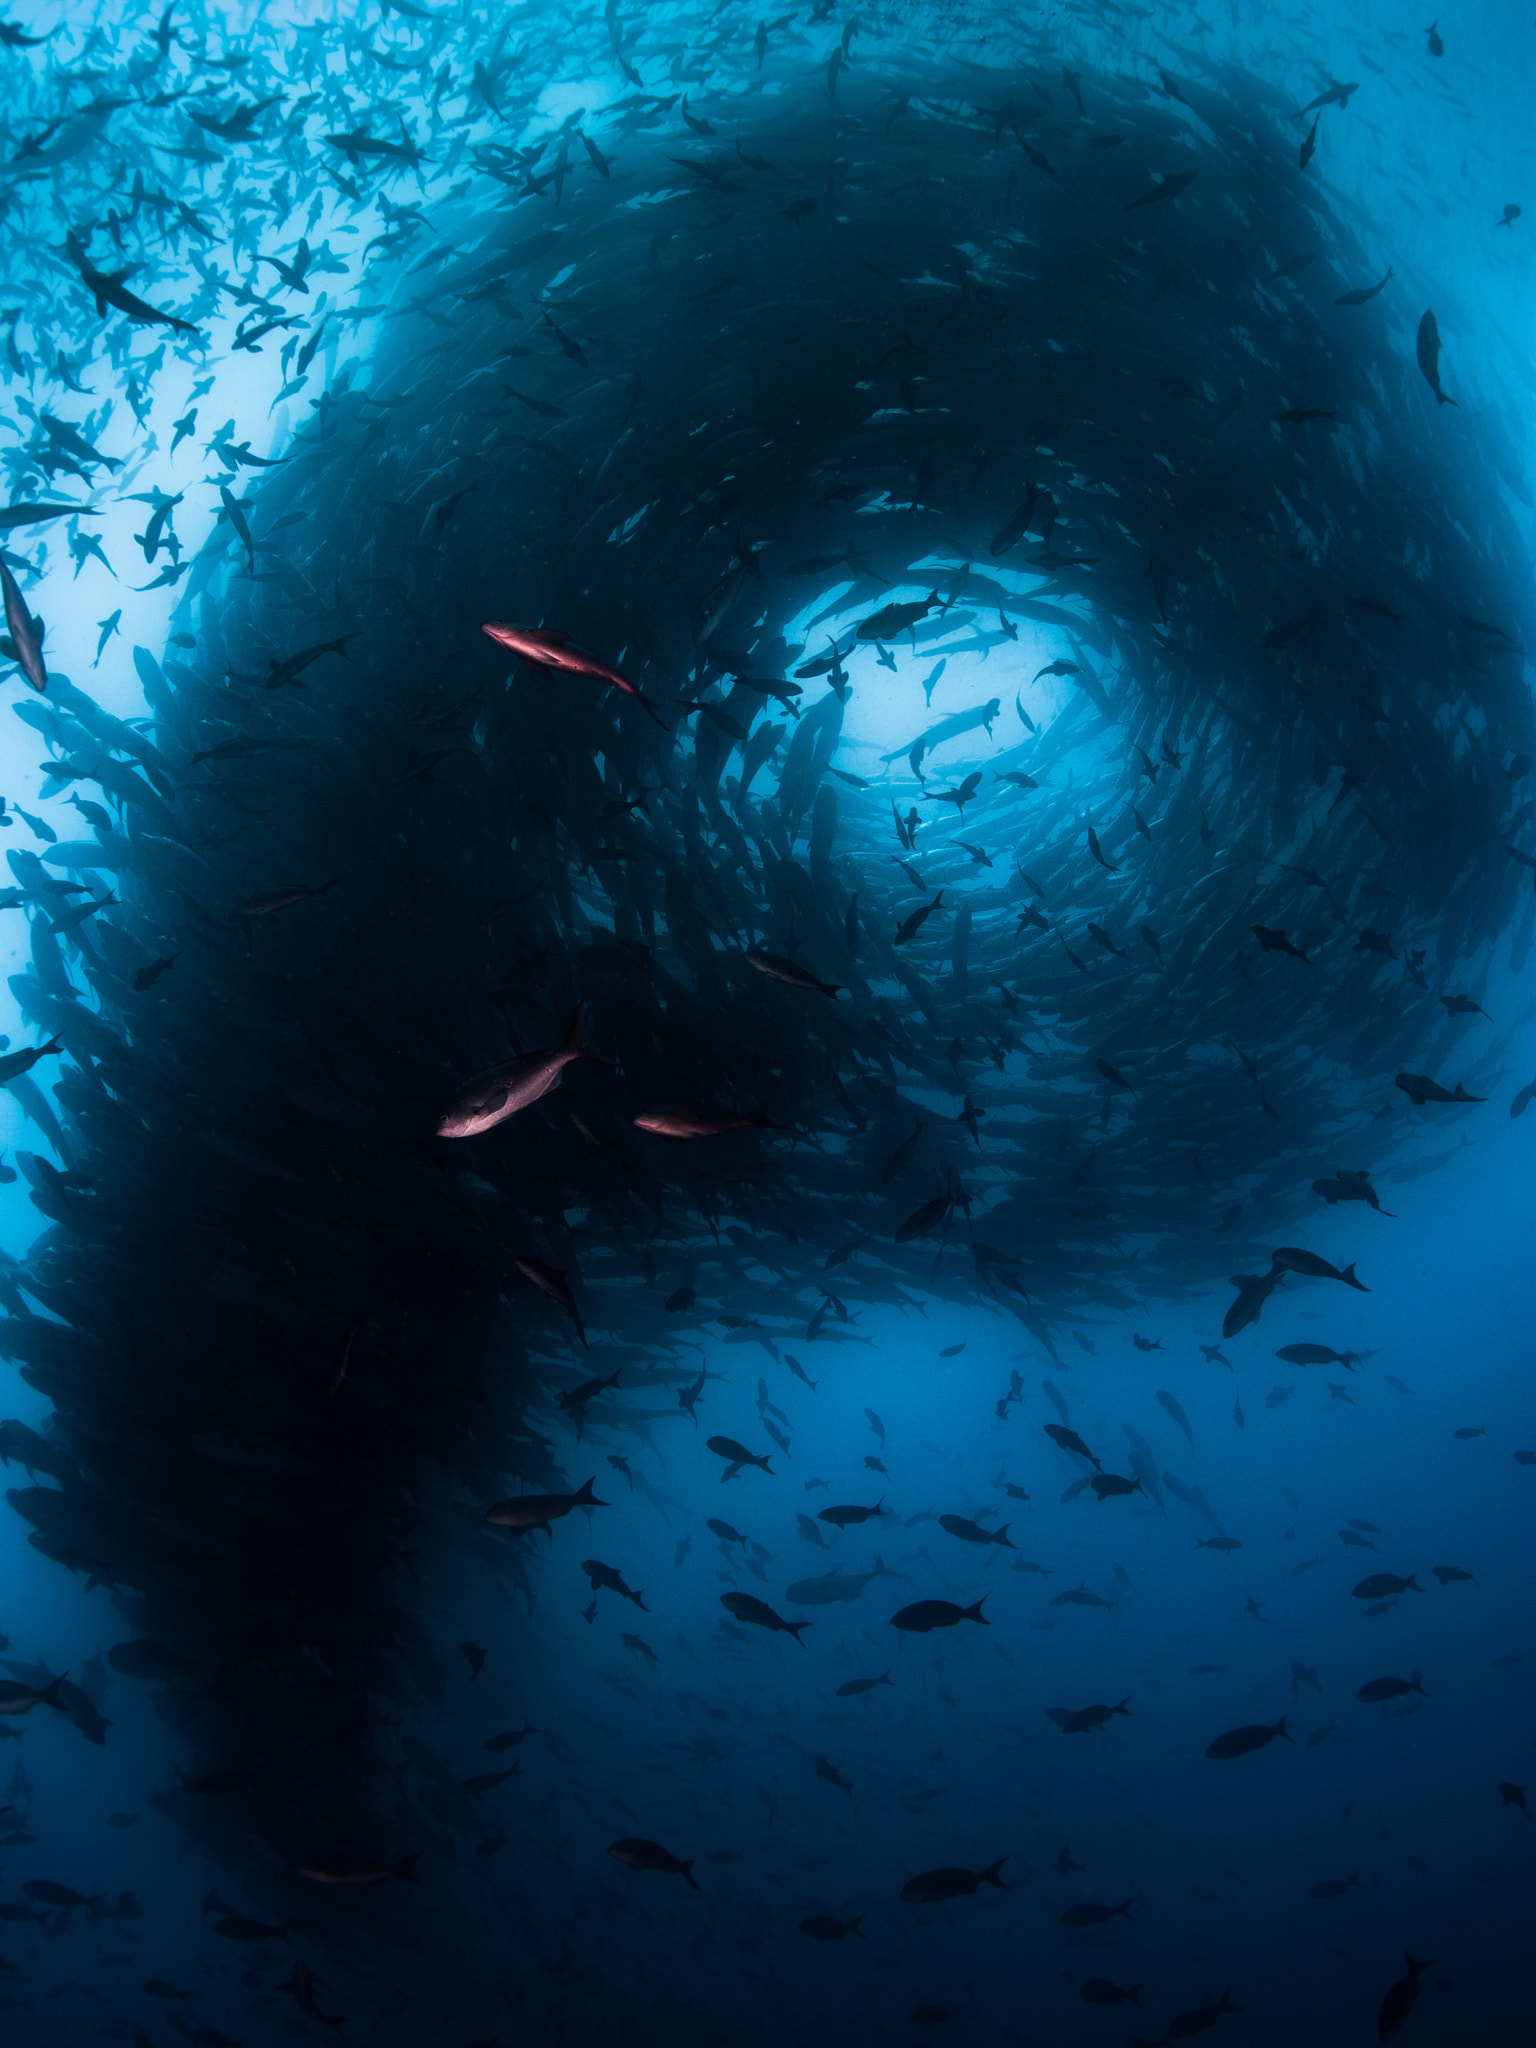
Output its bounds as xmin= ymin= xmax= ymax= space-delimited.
xmin=0 ymin=0 xmax=1529 ymax=2042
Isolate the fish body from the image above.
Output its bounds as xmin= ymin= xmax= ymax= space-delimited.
xmin=720 ymin=1590 xmax=808 ymax=1642
xmin=1352 ymin=1573 xmax=1421 ymax=1600
xmin=607 ymin=1837 xmax=699 ymax=1888
xmin=484 ymin=1477 xmax=605 ymax=1534
xmin=939 ymin=1514 xmax=1014 ymax=1548
xmin=900 ymin=1859 xmax=1006 ymax=1903
xmin=707 ymin=1435 xmax=772 ymax=1477
xmin=1277 ymin=1344 xmax=1362 ymax=1368
xmin=837 ymin=1671 xmax=894 ymax=1697
xmin=1356 ymin=1671 xmax=1427 ymax=1703
xmin=633 ymin=1104 xmax=776 ymax=1138
xmin=1378 ymin=1953 xmax=1433 ymax=2040
xmin=1415 ymin=310 xmax=1455 ymax=407
xmin=745 ymin=948 xmax=842 ymax=997
xmin=295 ymin=1853 xmax=421 ymax=1885
xmin=1061 ymin=1898 xmax=1134 ymax=1927
xmin=1271 ymin=1247 xmax=1369 ymax=1292
xmin=786 ymin=1558 xmax=895 ymax=1604
xmin=857 ymin=591 xmax=939 ymax=640
xmin=1206 ymin=1716 xmax=1294 ymax=1760
xmin=819 ymin=1501 xmax=885 ymax=1527
xmin=440 ymin=1005 xmax=610 ymax=1137
xmin=1396 ymin=1072 xmax=1483 ymax=1106
xmin=891 ymin=1597 xmax=987 ymax=1632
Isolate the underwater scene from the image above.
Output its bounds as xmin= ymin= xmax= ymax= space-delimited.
xmin=0 ymin=0 xmax=1531 ymax=2042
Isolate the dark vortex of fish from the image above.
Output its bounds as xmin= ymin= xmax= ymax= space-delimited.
xmin=0 ymin=16 xmax=1528 ymax=2024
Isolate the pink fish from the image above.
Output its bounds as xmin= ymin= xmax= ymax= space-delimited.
xmin=481 ymin=622 xmax=668 ymax=726
xmin=438 ymin=1003 xmax=611 ymax=1138
xmin=632 ymin=1104 xmax=779 ymax=1138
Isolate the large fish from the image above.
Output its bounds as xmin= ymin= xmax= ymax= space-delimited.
xmin=438 ymin=1006 xmax=611 ymax=1138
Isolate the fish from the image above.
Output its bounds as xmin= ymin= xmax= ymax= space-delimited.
xmin=439 ymin=1006 xmax=611 ymax=1138
xmin=857 ymin=592 xmax=940 ymax=641
xmin=1414 ymin=310 xmax=1456 ymax=408
xmin=633 ymin=1104 xmax=778 ymax=1138
xmin=899 ymin=1859 xmax=1007 ymax=1903
xmin=1082 ymin=1980 xmax=1143 ymax=2006
xmin=744 ymin=948 xmax=843 ymax=998
xmin=1277 ymin=1344 xmax=1363 ymax=1369
xmin=1157 ymin=1390 xmax=1193 ymax=1441
xmin=706 ymin=1436 xmax=773 ymax=1478
xmin=785 ymin=1559 xmax=896 ymax=1605
xmin=1352 ymin=1574 xmax=1422 ymax=1600
xmin=1395 ymin=1073 xmax=1484 ymax=1106
xmin=607 ymin=1838 xmax=699 ymax=1889
xmin=1050 ymin=1698 xmax=1131 ymax=1735
xmin=582 ymin=1560 xmax=647 ymax=1609
xmin=1377 ymin=1953 xmax=1433 ymax=2040
xmin=1356 ymin=1671 xmax=1428 ymax=1703
xmin=814 ymin=1754 xmax=852 ymax=1794
xmin=800 ymin=1912 xmax=862 ymax=1939
xmin=1052 ymin=1583 xmax=1112 ymax=1611
xmin=836 ymin=1671 xmax=894 ymax=1697
xmin=1270 ymin=1247 xmax=1370 ymax=1292
xmin=938 ymin=1514 xmax=1014 ymax=1548
xmin=890 ymin=1597 xmax=988 ymax=1632
xmin=1060 ymin=1898 xmax=1134 ymax=1927
xmin=819 ymin=1501 xmax=886 ymax=1528
xmin=1044 ymin=1424 xmax=1101 ymax=1470
xmin=1206 ymin=1717 xmax=1295 ymax=1760
xmin=295 ymin=1852 xmax=422 ymax=1885
xmin=719 ymin=1591 xmax=809 ymax=1643
xmin=484 ymin=1478 xmax=606 ymax=1537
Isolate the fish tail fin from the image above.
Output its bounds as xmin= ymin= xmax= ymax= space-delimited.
xmin=785 ymin=1619 xmax=811 ymax=1645
xmin=1341 ymin=1263 xmax=1369 ymax=1291
xmin=758 ymin=1456 xmax=774 ymax=1475
xmin=315 ymin=876 xmax=345 ymax=896
xmin=966 ymin=1597 xmax=989 ymax=1625
xmin=565 ymin=1002 xmax=613 ymax=1065
xmin=873 ymin=1554 xmax=894 ymax=1575
xmin=39 ymin=1670 xmax=68 ymax=1708
xmin=1115 ymin=1697 xmax=1132 ymax=1716
xmin=680 ymin=1859 xmax=700 ymax=1891
xmin=995 ymin=1524 xmax=1013 ymax=1547
xmin=1275 ymin=1715 xmax=1295 ymax=1743
xmin=848 ymin=1914 xmax=864 ymax=1936
xmin=393 ymin=1851 xmax=424 ymax=1884
xmin=571 ymin=1478 xmax=600 ymax=1506
xmin=1406 ymin=1953 xmax=1433 ymax=1977
xmin=1405 ymin=1574 xmax=1421 ymax=1591
xmin=1128 ymin=1987 xmax=1143 ymax=2009
xmin=979 ymin=1857 xmax=1008 ymax=1890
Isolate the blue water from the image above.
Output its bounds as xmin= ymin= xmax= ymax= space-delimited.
xmin=0 ymin=3 xmax=1531 ymax=2044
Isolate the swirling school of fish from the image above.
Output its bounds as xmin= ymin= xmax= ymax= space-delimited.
xmin=0 ymin=0 xmax=1529 ymax=2041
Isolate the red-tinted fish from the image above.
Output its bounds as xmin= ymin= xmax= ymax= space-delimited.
xmin=481 ymin=621 xmax=667 ymax=724
xmin=439 ymin=1004 xmax=611 ymax=1138
xmin=633 ymin=1104 xmax=778 ymax=1138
